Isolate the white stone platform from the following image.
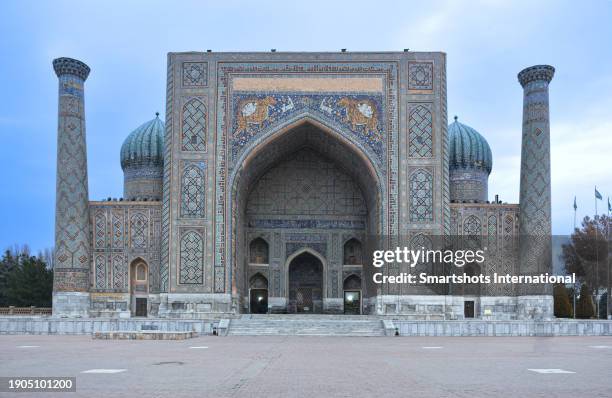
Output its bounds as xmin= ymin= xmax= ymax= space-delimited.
xmin=1 ymin=316 xmax=611 ymax=337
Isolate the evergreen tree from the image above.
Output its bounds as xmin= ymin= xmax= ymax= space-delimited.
xmin=2 ymin=249 xmax=53 ymax=307
xmin=576 ymin=283 xmax=595 ymax=319
xmin=0 ymin=250 xmax=18 ymax=306
xmin=553 ymin=283 xmax=573 ymax=318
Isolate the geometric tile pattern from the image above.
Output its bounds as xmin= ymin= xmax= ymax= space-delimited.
xmin=408 ymin=62 xmax=433 ymax=90
xmin=182 ymin=62 xmax=208 ymax=87
xmin=94 ymin=212 xmax=106 ymax=249
xmin=408 ymin=104 xmax=433 ymax=157
xmin=464 ymin=215 xmax=482 ymax=250
xmin=504 ymin=215 xmax=514 ymax=235
xmin=181 ymin=98 xmax=207 ymax=151
xmin=95 ymin=255 xmax=106 ymax=289
xmin=130 ymin=213 xmax=148 ymax=249
xmin=111 ymin=211 xmax=124 ymax=248
xmin=246 ymin=149 xmax=367 ymax=217
xmin=411 ymin=233 xmax=433 ymax=273
xmin=520 ymin=124 xmax=551 ymax=237
xmin=411 ymin=233 xmax=432 ymax=249
xmin=464 ymin=215 xmax=481 ymax=235
xmin=160 ymin=60 xmax=174 ymax=293
xmin=487 ymin=215 xmax=498 ymax=254
xmin=180 ymin=163 xmax=206 ymax=218
xmin=179 ymin=230 xmax=204 ymax=284
xmin=112 ymin=254 xmax=125 ymax=289
xmin=487 ymin=215 xmax=497 ymax=236
xmin=409 ymin=169 xmax=434 ymax=222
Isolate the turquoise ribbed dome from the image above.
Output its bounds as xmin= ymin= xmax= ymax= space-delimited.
xmin=448 ymin=117 xmax=492 ymax=175
xmin=120 ymin=114 xmax=164 ymax=169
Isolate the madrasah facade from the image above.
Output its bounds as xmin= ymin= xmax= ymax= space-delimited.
xmin=50 ymin=51 xmax=555 ymax=320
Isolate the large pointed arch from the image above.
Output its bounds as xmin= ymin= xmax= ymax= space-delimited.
xmin=227 ymin=115 xmax=385 ymax=296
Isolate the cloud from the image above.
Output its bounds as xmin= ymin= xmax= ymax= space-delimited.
xmin=550 ymin=97 xmax=612 ymax=233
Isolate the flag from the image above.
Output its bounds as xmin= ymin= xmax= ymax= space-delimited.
xmin=608 ymin=197 xmax=611 ymax=213
xmin=573 ymin=196 xmax=577 ymax=211
xmin=595 ymin=187 xmax=602 ymax=200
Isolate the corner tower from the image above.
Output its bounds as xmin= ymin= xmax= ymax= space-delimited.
xmin=517 ymin=64 xmax=555 ymax=319
xmin=52 ymin=57 xmax=91 ymax=317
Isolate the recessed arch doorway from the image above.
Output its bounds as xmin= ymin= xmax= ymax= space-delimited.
xmin=287 ymin=251 xmax=324 ymax=313
xmin=249 ymin=273 xmax=269 ymax=314
xmin=129 ymin=258 xmax=149 ymax=317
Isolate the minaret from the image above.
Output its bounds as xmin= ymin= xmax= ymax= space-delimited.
xmin=52 ymin=57 xmax=91 ymax=317
xmin=517 ymin=65 xmax=555 ymax=319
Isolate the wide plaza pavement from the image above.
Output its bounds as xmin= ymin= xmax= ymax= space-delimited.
xmin=1 ymin=335 xmax=611 ymax=397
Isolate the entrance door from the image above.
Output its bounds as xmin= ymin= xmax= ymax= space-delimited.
xmin=464 ymin=300 xmax=475 ymax=318
xmin=344 ymin=291 xmax=361 ymax=315
xmin=249 ymin=273 xmax=269 ymax=314
xmin=135 ymin=298 xmax=147 ymax=317
xmin=297 ymin=288 xmax=314 ymax=313
xmin=250 ymin=289 xmax=268 ymax=314
xmin=130 ymin=261 xmax=149 ymax=317
xmin=343 ymin=274 xmax=362 ymax=315
xmin=288 ymin=252 xmax=323 ymax=314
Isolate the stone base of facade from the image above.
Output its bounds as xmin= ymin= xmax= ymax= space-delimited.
xmin=371 ymin=295 xmax=461 ymax=319
xmin=89 ymin=292 xmax=131 ymax=318
xmin=247 ymin=297 xmax=349 ymax=314
xmin=516 ymin=295 xmax=554 ymax=320
xmin=268 ymin=296 xmax=287 ymax=313
xmin=2 ymin=317 xmax=612 ymax=337
xmin=157 ymin=293 xmax=234 ymax=318
xmin=52 ymin=292 xmax=90 ymax=318
xmin=52 ymin=292 xmax=554 ymax=319
xmin=370 ymin=295 xmax=553 ymax=320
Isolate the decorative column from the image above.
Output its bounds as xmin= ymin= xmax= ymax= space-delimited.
xmin=517 ymin=65 xmax=555 ymax=320
xmin=52 ymin=57 xmax=91 ymax=317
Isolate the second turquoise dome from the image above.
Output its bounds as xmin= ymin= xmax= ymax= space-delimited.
xmin=120 ymin=114 xmax=164 ymax=169
xmin=448 ymin=117 xmax=492 ymax=174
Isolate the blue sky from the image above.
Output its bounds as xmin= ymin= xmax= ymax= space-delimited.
xmin=0 ymin=0 xmax=611 ymax=254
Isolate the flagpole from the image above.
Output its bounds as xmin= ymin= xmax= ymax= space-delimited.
xmin=574 ymin=196 xmax=577 ymax=230
xmin=573 ymin=196 xmax=578 ymax=319
xmin=595 ymin=186 xmax=599 ymax=318
xmin=606 ymin=196 xmax=611 ymax=319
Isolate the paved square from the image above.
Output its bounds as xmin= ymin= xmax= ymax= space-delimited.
xmin=1 ymin=335 xmax=611 ymax=397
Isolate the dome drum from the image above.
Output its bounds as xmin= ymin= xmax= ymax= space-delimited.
xmin=449 ymin=167 xmax=488 ymax=203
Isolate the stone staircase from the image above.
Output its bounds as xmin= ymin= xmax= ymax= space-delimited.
xmin=226 ymin=314 xmax=388 ymax=336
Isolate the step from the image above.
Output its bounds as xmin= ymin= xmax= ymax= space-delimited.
xmin=226 ymin=316 xmax=387 ymax=336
